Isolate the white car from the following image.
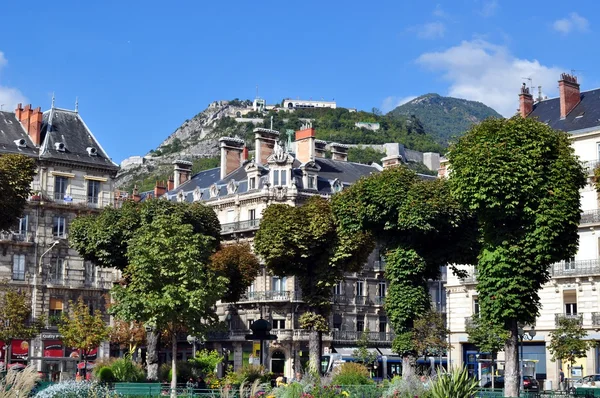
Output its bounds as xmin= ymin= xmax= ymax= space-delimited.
xmin=573 ymin=374 xmax=600 ymax=390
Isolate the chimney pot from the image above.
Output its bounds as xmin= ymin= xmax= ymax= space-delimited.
xmin=172 ymin=160 xmax=193 ymax=189
xmin=519 ymin=83 xmax=534 ymax=118
xmin=220 ymin=137 xmax=245 ymax=179
xmin=559 ymin=73 xmax=581 ymax=119
xmin=330 ymin=142 xmax=349 ymax=162
xmin=253 ymin=128 xmax=280 ymax=165
xmin=15 ymin=103 xmax=43 ymax=146
xmin=294 ymin=127 xmax=316 ymax=164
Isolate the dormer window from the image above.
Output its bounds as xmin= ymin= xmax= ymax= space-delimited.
xmin=55 ymin=142 xmax=66 ymax=152
xmin=86 ymin=147 xmax=98 ymax=156
xmin=272 ymin=169 xmax=288 ymax=187
xmin=273 ymin=170 xmax=280 ymax=186
xmin=308 ymin=176 xmax=316 ymax=189
xmin=249 ymin=177 xmax=256 ymax=190
xmin=14 ymin=139 xmax=26 ymax=148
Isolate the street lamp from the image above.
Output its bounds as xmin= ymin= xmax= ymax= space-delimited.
xmin=518 ymin=325 xmax=536 ymax=392
xmin=32 ymin=240 xmax=62 ymax=319
xmin=186 ymin=335 xmax=205 ymax=359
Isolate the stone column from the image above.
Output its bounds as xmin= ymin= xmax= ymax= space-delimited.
xmin=234 ymin=343 xmax=243 ymax=372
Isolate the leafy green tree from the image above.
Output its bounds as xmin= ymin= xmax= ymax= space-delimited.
xmin=332 ymin=167 xmax=477 ymax=377
xmin=353 ymin=330 xmax=378 ymax=368
xmin=412 ymin=310 xmax=450 ymax=358
xmin=0 ymin=154 xmax=36 ymax=231
xmin=347 ymin=147 xmax=385 ymax=165
xmin=109 ymin=320 xmax=146 ymax=358
xmin=209 ymin=243 xmax=260 ymax=303
xmin=59 ymin=297 xmax=110 ymax=371
xmin=448 ymin=116 xmax=585 ymax=397
xmin=0 ymin=284 xmax=44 ymax=364
xmin=548 ymin=317 xmax=590 ymax=382
xmin=110 ymin=208 xmax=227 ymax=396
xmin=254 ymin=196 xmax=373 ymax=371
xmin=188 ymin=349 xmax=223 ymax=377
xmin=465 ymin=317 xmax=508 ymax=359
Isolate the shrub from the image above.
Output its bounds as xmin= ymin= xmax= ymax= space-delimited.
xmin=159 ymin=361 xmax=194 ymax=383
xmin=110 ymin=358 xmax=145 ymax=382
xmin=96 ymin=366 xmax=115 ymax=383
xmin=33 ymin=381 xmax=118 ymax=398
xmin=331 ymin=362 xmax=373 ymax=386
xmin=0 ymin=366 xmax=40 ymax=398
xmin=224 ymin=365 xmax=272 ymax=386
xmin=382 ymin=375 xmax=432 ymax=398
xmin=188 ymin=349 xmax=223 ymax=377
xmin=430 ymin=367 xmax=478 ymax=398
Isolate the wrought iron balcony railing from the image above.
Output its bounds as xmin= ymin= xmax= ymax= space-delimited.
xmin=331 ymin=295 xmax=350 ymax=305
xmin=355 ymin=295 xmax=370 ymax=305
xmin=51 ymin=192 xmax=112 ymax=209
xmin=0 ymin=232 xmax=33 ymax=243
xmin=555 ymin=313 xmax=582 ymax=326
xmin=581 ymin=209 xmax=600 ymax=225
xmin=221 ymin=219 xmax=261 ymax=234
xmin=374 ymin=296 xmax=385 ymax=306
xmin=551 ymin=259 xmax=600 ymax=277
xmin=592 ymin=312 xmax=600 ymax=326
xmin=332 ymin=330 xmax=395 ymax=343
xmin=238 ymin=290 xmax=301 ymax=303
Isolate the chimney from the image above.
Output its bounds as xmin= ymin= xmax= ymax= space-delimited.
xmin=242 ymin=146 xmax=249 ymax=161
xmin=381 ymin=155 xmax=403 ymax=169
xmin=314 ymin=140 xmax=327 ymax=158
xmin=519 ymin=83 xmax=533 ymax=118
xmin=330 ymin=143 xmax=349 ymax=162
xmin=167 ymin=177 xmax=174 ymax=191
xmin=295 ymin=126 xmax=316 ymax=163
xmin=172 ymin=160 xmax=193 ymax=189
xmin=154 ymin=181 xmax=167 ymax=198
xmin=15 ymin=104 xmax=43 ymax=146
xmin=559 ymin=73 xmax=581 ymax=119
xmin=254 ymin=128 xmax=280 ymax=165
xmin=219 ymin=137 xmax=245 ymax=179
xmin=132 ymin=185 xmax=141 ymax=202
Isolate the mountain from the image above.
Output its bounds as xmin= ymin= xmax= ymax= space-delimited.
xmin=388 ymin=94 xmax=502 ymax=144
xmin=116 ymin=100 xmax=444 ymax=192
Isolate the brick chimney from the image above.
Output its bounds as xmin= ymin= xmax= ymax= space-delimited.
xmin=559 ymin=73 xmax=581 ymax=119
xmin=519 ymin=83 xmax=533 ymax=118
xmin=15 ymin=103 xmax=43 ymax=146
xmin=167 ymin=177 xmax=174 ymax=191
xmin=330 ymin=143 xmax=349 ymax=162
xmin=254 ymin=128 xmax=280 ymax=165
xmin=154 ymin=181 xmax=167 ymax=198
xmin=172 ymin=160 xmax=193 ymax=189
xmin=295 ymin=127 xmax=316 ymax=163
xmin=314 ymin=140 xmax=327 ymax=158
xmin=219 ymin=137 xmax=245 ymax=179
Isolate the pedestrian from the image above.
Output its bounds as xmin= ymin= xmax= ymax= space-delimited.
xmin=559 ymin=368 xmax=565 ymax=391
xmin=293 ymin=372 xmax=303 ymax=382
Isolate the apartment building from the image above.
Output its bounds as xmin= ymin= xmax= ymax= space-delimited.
xmin=161 ymin=126 xmax=445 ymax=379
xmin=447 ymin=74 xmax=600 ymax=387
xmin=0 ymin=103 xmax=119 ymax=380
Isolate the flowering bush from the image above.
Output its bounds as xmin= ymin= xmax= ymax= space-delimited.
xmin=33 ymin=380 xmax=119 ymax=398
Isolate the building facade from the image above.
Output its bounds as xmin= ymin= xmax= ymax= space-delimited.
xmin=447 ymin=74 xmax=600 ymax=388
xmin=162 ymin=126 xmax=445 ymax=379
xmin=0 ymin=103 xmax=119 ymax=380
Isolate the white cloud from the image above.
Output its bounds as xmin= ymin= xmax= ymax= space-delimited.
xmin=411 ymin=22 xmax=446 ymax=39
xmin=0 ymin=51 xmax=27 ymax=110
xmin=416 ymin=39 xmax=563 ymax=117
xmin=433 ymin=4 xmax=448 ymax=18
xmin=381 ymin=95 xmax=417 ymax=113
xmin=553 ymin=12 xmax=589 ymax=34
xmin=480 ymin=0 xmax=498 ymax=17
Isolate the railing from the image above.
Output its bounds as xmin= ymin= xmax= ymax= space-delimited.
xmin=373 ymin=260 xmax=386 ymax=272
xmin=551 ymin=259 xmax=600 ymax=277
xmin=555 ymin=313 xmax=582 ymax=326
xmin=331 ymin=295 xmax=349 ymax=305
xmin=465 ymin=316 xmax=476 ymax=329
xmin=50 ymin=192 xmax=113 ymax=209
xmin=44 ymin=275 xmax=114 ymax=289
xmin=374 ymin=296 xmax=385 ymax=306
xmin=592 ymin=312 xmax=600 ymax=326
xmin=583 ymin=160 xmax=600 ymax=175
xmin=581 ymin=209 xmax=600 ymax=225
xmin=221 ymin=219 xmax=261 ymax=234
xmin=238 ymin=290 xmax=300 ymax=302
xmin=332 ymin=330 xmax=395 ymax=343
xmin=0 ymin=232 xmax=33 ymax=243
xmin=460 ymin=272 xmax=478 ymax=284
xmin=355 ymin=295 xmax=370 ymax=305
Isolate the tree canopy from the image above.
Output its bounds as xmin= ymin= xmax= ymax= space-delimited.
xmin=209 ymin=242 xmax=260 ymax=303
xmin=448 ymin=116 xmax=586 ymax=397
xmin=548 ymin=317 xmax=590 ymax=365
xmin=0 ymin=283 xmax=43 ymax=348
xmin=0 ymin=154 xmax=36 ymax=231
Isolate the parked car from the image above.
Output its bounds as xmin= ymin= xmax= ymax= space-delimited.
xmin=483 ymin=376 xmax=539 ymax=390
xmin=572 ymin=374 xmax=600 ymax=390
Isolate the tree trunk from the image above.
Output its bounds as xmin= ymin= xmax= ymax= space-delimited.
xmin=503 ymin=320 xmax=520 ymax=398
xmin=146 ymin=330 xmax=159 ymax=381
xmin=308 ymin=330 xmax=320 ymax=374
xmin=401 ymin=355 xmax=415 ymax=379
xmin=318 ymin=331 xmax=323 ymax=375
xmin=171 ymin=333 xmax=177 ymax=398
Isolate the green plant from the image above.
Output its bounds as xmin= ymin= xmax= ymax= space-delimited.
xmin=0 ymin=365 xmax=40 ymax=398
xmin=188 ymin=349 xmax=223 ymax=377
xmin=96 ymin=366 xmax=115 ymax=383
xmin=33 ymin=380 xmax=118 ymax=398
xmin=331 ymin=362 xmax=373 ymax=386
xmin=162 ymin=361 xmax=194 ymax=383
xmin=224 ymin=365 xmax=272 ymax=386
xmin=430 ymin=367 xmax=478 ymax=398
xmin=382 ymin=375 xmax=431 ymax=398
xmin=110 ymin=357 xmax=145 ymax=382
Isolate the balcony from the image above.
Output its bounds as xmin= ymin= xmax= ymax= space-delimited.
xmin=331 ymin=295 xmax=349 ymax=305
xmin=44 ymin=275 xmax=114 ymax=290
xmin=374 ymin=296 xmax=385 ymax=306
xmin=465 ymin=316 xmax=476 ymax=329
xmin=460 ymin=272 xmax=478 ymax=284
xmin=581 ymin=209 xmax=600 ymax=225
xmin=51 ymin=192 xmax=113 ymax=209
xmin=221 ymin=219 xmax=261 ymax=235
xmin=238 ymin=290 xmax=301 ymax=303
xmin=355 ymin=295 xmax=371 ymax=305
xmin=332 ymin=330 xmax=395 ymax=344
xmin=550 ymin=259 xmax=600 ymax=277
xmin=593 ymin=313 xmax=600 ymax=326
xmin=373 ymin=260 xmax=386 ymax=272
xmin=0 ymin=232 xmax=33 ymax=244
xmin=583 ymin=160 xmax=600 ymax=175
xmin=555 ymin=313 xmax=582 ymax=326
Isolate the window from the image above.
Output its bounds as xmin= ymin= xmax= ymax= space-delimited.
xmin=51 ymin=258 xmax=64 ymax=282
xmin=473 ymin=298 xmax=480 ymax=316
xmin=249 ymin=177 xmax=256 ymax=190
xmin=247 ymin=283 xmax=255 ymax=299
xmin=49 ymin=298 xmax=63 ymax=325
xmin=12 ymin=254 xmax=25 ymax=281
xmin=356 ymin=281 xmax=364 ymax=297
xmin=308 ymin=176 xmax=315 ymax=189
xmin=53 ymin=216 xmax=66 ymax=237
xmin=281 ymin=170 xmax=287 ymax=186
xmin=84 ymin=261 xmax=96 ymax=285
xmin=564 ymin=290 xmax=577 ymax=316
xmin=18 ymin=215 xmax=28 ymax=236
xmin=566 ymin=303 xmax=578 ymax=316
xmin=272 ymin=276 xmax=287 ymax=292
xmin=272 ymin=319 xmax=286 ymax=329
xmin=333 ymin=282 xmax=342 ymax=296
xmin=249 ymin=209 xmax=256 ymax=220
xmin=597 ymin=142 xmax=600 ymax=160
xmin=379 ymin=316 xmax=387 ymax=333
xmin=54 ymin=176 xmax=68 ymax=200
xmin=333 ymin=314 xmax=342 ymax=330
xmin=356 ymin=316 xmax=364 ymax=332
xmin=273 ymin=170 xmax=280 ymax=186
xmin=87 ymin=180 xmax=100 ymax=205
xmin=377 ymin=282 xmax=386 ymax=297
xmin=247 ymin=319 xmax=254 ymax=329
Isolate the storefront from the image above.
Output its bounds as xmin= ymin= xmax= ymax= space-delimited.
xmin=33 ymin=332 xmax=98 ymax=381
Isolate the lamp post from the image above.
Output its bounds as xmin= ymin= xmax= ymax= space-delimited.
xmin=517 ymin=325 xmax=536 ymax=393
xmin=33 ymin=240 xmax=61 ymax=319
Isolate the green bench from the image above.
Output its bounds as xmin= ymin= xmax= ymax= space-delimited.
xmin=113 ymin=383 xmax=163 ymax=396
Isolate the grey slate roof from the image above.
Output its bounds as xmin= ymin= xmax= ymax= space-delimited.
xmin=528 ymin=88 xmax=600 ymax=133
xmin=0 ymin=112 xmax=38 ymax=157
xmin=40 ymin=108 xmax=118 ymax=170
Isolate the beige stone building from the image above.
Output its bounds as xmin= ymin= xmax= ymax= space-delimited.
xmin=446 ymin=74 xmax=600 ymax=389
xmin=0 ymin=103 xmax=119 ymax=380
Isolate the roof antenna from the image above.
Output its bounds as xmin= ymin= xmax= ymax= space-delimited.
xmin=537 ymin=86 xmax=543 ymax=102
xmin=521 ymin=77 xmax=533 ymax=90
xmin=51 ymin=93 xmax=55 ymax=108
xmin=75 ymin=97 xmax=79 ymax=113
xmin=0 ymin=104 xmax=4 ymax=111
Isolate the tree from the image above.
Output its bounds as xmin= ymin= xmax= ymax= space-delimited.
xmin=448 ymin=116 xmax=586 ymax=397
xmin=110 ymin=209 xmax=227 ymax=397
xmin=209 ymin=243 xmax=260 ymax=303
xmin=254 ymin=196 xmax=373 ymax=371
xmin=548 ymin=316 xmax=590 ymax=386
xmin=412 ymin=310 xmax=450 ymax=359
xmin=353 ymin=330 xmax=378 ymax=369
xmin=347 ymin=147 xmax=385 ymax=165
xmin=465 ymin=316 xmax=509 ymax=387
xmin=70 ymin=199 xmax=222 ymax=380
xmin=0 ymin=154 xmax=36 ymax=231
xmin=109 ymin=320 xmax=146 ymax=358
xmin=59 ymin=297 xmax=110 ymax=373
xmin=332 ymin=167 xmax=477 ymax=377
xmin=0 ymin=284 xmax=44 ymax=365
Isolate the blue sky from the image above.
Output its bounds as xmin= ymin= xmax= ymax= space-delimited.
xmin=0 ymin=0 xmax=598 ymax=163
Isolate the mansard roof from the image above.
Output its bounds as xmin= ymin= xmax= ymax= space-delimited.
xmin=528 ymin=88 xmax=600 ymax=134
xmin=0 ymin=111 xmax=38 ymax=157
